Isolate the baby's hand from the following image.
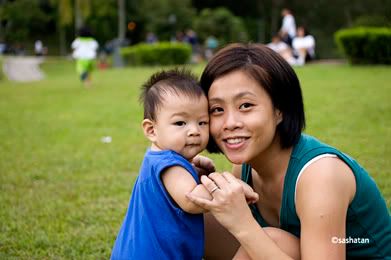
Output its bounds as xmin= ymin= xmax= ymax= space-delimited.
xmin=239 ymin=180 xmax=259 ymax=204
xmin=191 ymin=155 xmax=216 ymax=177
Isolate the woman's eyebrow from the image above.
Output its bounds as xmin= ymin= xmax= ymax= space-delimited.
xmin=209 ymin=91 xmax=257 ymax=104
xmin=208 ymin=97 xmax=224 ymax=103
xmin=235 ymin=91 xmax=257 ymax=99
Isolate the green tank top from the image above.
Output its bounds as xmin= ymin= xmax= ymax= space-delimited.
xmin=241 ymin=134 xmax=391 ymax=258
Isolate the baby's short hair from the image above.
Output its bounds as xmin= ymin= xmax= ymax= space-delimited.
xmin=140 ymin=68 xmax=204 ymax=120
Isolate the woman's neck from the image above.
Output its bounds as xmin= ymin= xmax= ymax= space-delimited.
xmin=249 ymin=136 xmax=293 ymax=183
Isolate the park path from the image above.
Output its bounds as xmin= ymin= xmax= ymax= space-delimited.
xmin=2 ymin=56 xmax=45 ymax=82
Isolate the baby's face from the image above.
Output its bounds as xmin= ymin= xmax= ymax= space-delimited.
xmin=152 ymin=93 xmax=209 ymax=160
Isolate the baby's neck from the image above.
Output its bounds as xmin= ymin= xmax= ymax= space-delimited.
xmin=150 ymin=143 xmax=162 ymax=152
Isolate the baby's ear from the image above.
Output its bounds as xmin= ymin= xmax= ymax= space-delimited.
xmin=142 ymin=119 xmax=157 ymax=142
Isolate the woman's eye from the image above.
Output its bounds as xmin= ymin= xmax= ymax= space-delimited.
xmin=174 ymin=121 xmax=186 ymax=126
xmin=209 ymin=107 xmax=223 ymax=114
xmin=239 ymin=103 xmax=253 ymax=109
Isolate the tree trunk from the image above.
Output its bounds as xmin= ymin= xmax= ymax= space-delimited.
xmin=118 ymin=0 xmax=126 ymax=41
xmin=59 ymin=26 xmax=67 ymax=56
xmin=74 ymin=0 xmax=84 ymax=33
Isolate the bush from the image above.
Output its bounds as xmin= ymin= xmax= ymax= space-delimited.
xmin=120 ymin=42 xmax=192 ymax=66
xmin=334 ymin=27 xmax=391 ymax=64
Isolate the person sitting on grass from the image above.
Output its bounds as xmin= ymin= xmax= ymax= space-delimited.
xmin=186 ymin=43 xmax=391 ymax=259
xmin=267 ymin=34 xmax=293 ymax=62
xmin=292 ymin=26 xmax=316 ymax=65
xmin=110 ymin=68 xmax=258 ymax=260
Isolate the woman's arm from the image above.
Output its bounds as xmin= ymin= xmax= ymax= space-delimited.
xmin=187 ymin=172 xmax=295 ymax=260
xmin=296 ymin=157 xmax=356 ymax=259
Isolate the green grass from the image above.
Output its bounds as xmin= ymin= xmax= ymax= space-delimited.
xmin=0 ymin=58 xmax=390 ymax=258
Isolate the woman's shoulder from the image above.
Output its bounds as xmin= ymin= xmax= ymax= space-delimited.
xmin=291 ymin=134 xmax=335 ymax=159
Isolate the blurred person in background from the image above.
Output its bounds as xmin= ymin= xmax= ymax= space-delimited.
xmin=292 ymin=26 xmax=316 ymax=65
xmin=71 ymin=26 xmax=99 ymax=87
xmin=279 ymin=8 xmax=296 ymax=47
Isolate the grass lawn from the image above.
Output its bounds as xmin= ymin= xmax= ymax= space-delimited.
xmin=0 ymin=57 xmax=390 ymax=258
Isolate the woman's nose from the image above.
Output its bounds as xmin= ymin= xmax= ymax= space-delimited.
xmin=223 ymin=110 xmax=243 ymax=130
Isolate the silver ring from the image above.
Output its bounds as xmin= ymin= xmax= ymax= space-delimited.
xmin=210 ymin=186 xmax=219 ymax=194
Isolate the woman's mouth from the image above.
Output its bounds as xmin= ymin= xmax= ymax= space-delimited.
xmin=223 ymin=137 xmax=249 ymax=150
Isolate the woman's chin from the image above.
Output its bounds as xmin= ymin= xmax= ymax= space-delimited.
xmin=225 ymin=153 xmax=248 ymax=165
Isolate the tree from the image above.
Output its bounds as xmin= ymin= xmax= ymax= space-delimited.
xmin=74 ymin=0 xmax=91 ymax=31
xmin=193 ymin=7 xmax=248 ymax=45
xmin=55 ymin=0 xmax=72 ymax=55
xmin=0 ymin=0 xmax=51 ymax=43
xmin=118 ymin=0 xmax=126 ymax=41
xmin=134 ymin=0 xmax=196 ymax=41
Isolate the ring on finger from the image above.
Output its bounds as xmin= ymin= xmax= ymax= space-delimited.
xmin=210 ymin=186 xmax=219 ymax=194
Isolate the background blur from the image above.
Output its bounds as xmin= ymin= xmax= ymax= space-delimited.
xmin=0 ymin=0 xmax=390 ymax=59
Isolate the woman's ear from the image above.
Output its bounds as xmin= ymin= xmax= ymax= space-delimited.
xmin=142 ymin=119 xmax=157 ymax=142
xmin=275 ymin=109 xmax=283 ymax=124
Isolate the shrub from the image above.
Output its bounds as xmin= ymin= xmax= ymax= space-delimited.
xmin=120 ymin=42 xmax=192 ymax=66
xmin=334 ymin=27 xmax=391 ymax=64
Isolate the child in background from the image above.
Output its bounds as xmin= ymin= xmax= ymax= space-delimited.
xmin=111 ymin=68 xmax=258 ymax=260
xmin=71 ymin=26 xmax=99 ymax=87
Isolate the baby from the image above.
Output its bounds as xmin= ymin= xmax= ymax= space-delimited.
xmin=111 ymin=68 xmax=257 ymax=259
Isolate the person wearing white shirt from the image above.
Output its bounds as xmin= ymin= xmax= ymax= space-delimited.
xmin=279 ymin=8 xmax=296 ymax=46
xmin=267 ymin=34 xmax=293 ymax=62
xmin=292 ymin=26 xmax=316 ymax=65
xmin=71 ymin=26 xmax=99 ymax=87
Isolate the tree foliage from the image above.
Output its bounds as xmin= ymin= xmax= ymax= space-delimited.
xmin=132 ymin=0 xmax=195 ymax=41
xmin=193 ymin=7 xmax=248 ymax=45
xmin=0 ymin=0 xmax=389 ymax=57
xmin=0 ymin=0 xmax=53 ymax=42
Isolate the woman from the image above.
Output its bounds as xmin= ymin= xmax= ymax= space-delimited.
xmin=187 ymin=43 xmax=391 ymax=259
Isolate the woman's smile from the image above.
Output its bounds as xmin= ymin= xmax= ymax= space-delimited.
xmin=223 ymin=136 xmax=249 ymax=150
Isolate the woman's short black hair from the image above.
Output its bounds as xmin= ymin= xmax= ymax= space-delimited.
xmin=140 ymin=68 xmax=203 ymax=121
xmin=200 ymin=43 xmax=305 ymax=153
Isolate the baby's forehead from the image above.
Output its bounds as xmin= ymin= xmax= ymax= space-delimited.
xmin=157 ymin=91 xmax=208 ymax=115
xmin=160 ymin=89 xmax=207 ymax=102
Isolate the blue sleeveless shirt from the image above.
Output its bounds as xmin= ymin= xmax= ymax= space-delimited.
xmin=242 ymin=134 xmax=391 ymax=259
xmin=111 ymin=149 xmax=204 ymax=260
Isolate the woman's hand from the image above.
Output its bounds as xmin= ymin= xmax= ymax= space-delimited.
xmin=186 ymin=172 xmax=256 ymax=235
xmin=191 ymin=155 xmax=216 ymax=177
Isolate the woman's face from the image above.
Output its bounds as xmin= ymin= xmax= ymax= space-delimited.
xmin=208 ymin=70 xmax=282 ymax=164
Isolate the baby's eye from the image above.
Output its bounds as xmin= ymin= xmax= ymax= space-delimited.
xmin=174 ymin=121 xmax=186 ymax=126
xmin=209 ymin=107 xmax=223 ymax=114
xmin=199 ymin=121 xmax=209 ymax=126
xmin=239 ymin=103 xmax=253 ymax=110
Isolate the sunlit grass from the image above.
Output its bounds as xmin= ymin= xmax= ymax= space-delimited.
xmin=0 ymin=57 xmax=390 ymax=258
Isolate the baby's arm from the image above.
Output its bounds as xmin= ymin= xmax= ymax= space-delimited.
xmin=161 ymin=166 xmax=212 ymax=214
